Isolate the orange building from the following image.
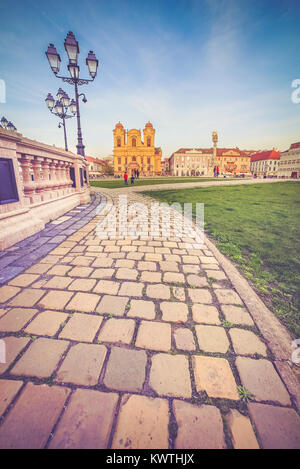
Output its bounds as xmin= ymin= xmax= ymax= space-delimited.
xmin=113 ymin=121 xmax=162 ymax=176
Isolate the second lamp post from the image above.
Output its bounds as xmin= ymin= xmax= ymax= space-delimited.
xmin=45 ymin=31 xmax=99 ymax=158
xmin=45 ymin=88 xmax=77 ymax=152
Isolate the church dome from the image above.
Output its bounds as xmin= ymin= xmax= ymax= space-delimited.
xmin=115 ymin=121 xmax=124 ymax=129
xmin=145 ymin=121 xmax=153 ymax=129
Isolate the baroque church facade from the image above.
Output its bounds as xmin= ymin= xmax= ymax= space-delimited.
xmin=113 ymin=121 xmax=162 ymax=176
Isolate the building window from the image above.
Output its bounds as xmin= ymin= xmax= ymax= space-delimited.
xmin=147 ymin=137 xmax=151 ymax=147
xmin=117 ymin=138 xmax=121 ymax=147
xmin=147 ymin=158 xmax=151 ymax=164
xmin=118 ymin=158 xmax=121 ymax=164
xmin=132 ymin=156 xmax=136 ymax=162
xmin=132 ymin=138 xmax=136 ymax=147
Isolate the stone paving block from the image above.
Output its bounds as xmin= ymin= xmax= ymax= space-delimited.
xmin=173 ymin=400 xmax=226 ymax=449
xmin=172 ymin=286 xmax=186 ymax=301
xmin=186 ymin=274 xmax=208 ymax=288
xmin=140 ymin=271 xmax=162 ymax=283
xmin=112 ymin=394 xmax=169 ymax=449
xmin=90 ymin=268 xmax=114 ymax=279
xmin=149 ymin=353 xmax=192 ymax=398
xmin=56 ymin=343 xmax=107 ymax=386
xmin=206 ymin=270 xmax=227 ymax=281
xmin=182 ymin=255 xmax=199 ymax=264
xmin=215 ymin=289 xmax=243 ymax=305
xmin=68 ymin=278 xmax=97 ymax=291
xmin=225 ymin=409 xmax=259 ymax=449
xmin=182 ymin=264 xmax=200 ymax=274
xmin=163 ymin=272 xmax=185 ymax=284
xmin=43 ymin=276 xmax=74 ymax=290
xmin=99 ymin=318 xmax=135 ymax=345
xmin=137 ymin=261 xmax=157 ymax=271
xmin=146 ymin=284 xmax=170 ymax=300
xmin=221 ymin=305 xmax=254 ymax=326
xmin=68 ymin=267 xmax=93 ymax=277
xmin=9 ymin=288 xmax=46 ymax=307
xmin=145 ymin=253 xmax=162 ymax=262
xmin=25 ymin=310 xmax=69 ymax=336
xmin=115 ymin=268 xmax=138 ymax=280
xmin=65 ymin=292 xmax=100 ymax=312
xmin=38 ymin=290 xmax=74 ymax=310
xmin=118 ymin=281 xmax=144 ymax=297
xmin=160 ymin=301 xmax=189 ymax=323
xmin=188 ymin=288 xmax=213 ymax=304
xmin=10 ymin=337 xmax=69 ymax=378
xmin=115 ymin=259 xmax=135 ymax=268
xmin=70 ymin=256 xmax=94 ymax=266
xmin=104 ymin=347 xmax=147 ymax=392
xmin=97 ymin=295 xmax=129 ymax=316
xmin=0 ymin=308 xmax=6 ymax=317
xmin=236 ymin=357 xmax=291 ymax=405
xmin=86 ymin=245 xmax=104 ymax=253
xmin=135 ymin=321 xmax=171 ymax=351
xmin=164 ymin=254 xmax=181 ymax=262
xmin=127 ymin=299 xmax=156 ymax=320
xmin=9 ymin=274 xmax=40 ymax=287
xmin=0 ymin=286 xmax=20 ymax=304
xmin=127 ymin=252 xmax=144 ymax=260
xmin=192 ymin=304 xmax=221 ymax=324
xmin=174 ymin=328 xmax=196 ymax=351
xmin=159 ymin=261 xmax=179 ymax=272
xmin=40 ymin=255 xmax=63 ymax=264
xmin=199 ymin=256 xmax=218 ymax=264
xmin=248 ymin=403 xmax=300 ymax=449
xmin=0 ymin=308 xmax=38 ymax=332
xmin=229 ymin=329 xmax=267 ymax=356
xmin=93 ymin=280 xmax=120 ymax=295
xmin=0 ymin=379 xmax=23 ymax=417
xmin=0 ymin=336 xmax=30 ymax=374
xmin=0 ymin=382 xmax=70 ymax=448
xmin=47 ymin=265 xmax=73 ymax=276
xmin=59 ymin=313 xmax=103 ymax=342
xmin=193 ymin=356 xmax=239 ymax=400
xmin=195 ymin=325 xmax=230 ymax=353
xmin=49 ymin=389 xmax=118 ymax=449
xmin=91 ymin=258 xmax=113 ymax=268
xmin=25 ymin=263 xmax=52 ymax=274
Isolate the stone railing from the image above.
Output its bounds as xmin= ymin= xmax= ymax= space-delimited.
xmin=0 ymin=127 xmax=91 ymax=249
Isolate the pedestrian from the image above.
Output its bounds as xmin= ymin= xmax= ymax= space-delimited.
xmin=124 ymin=171 xmax=128 ymax=185
xmin=137 ymin=169 xmax=139 ymax=179
xmin=131 ymin=174 xmax=135 ymax=185
xmin=216 ymin=166 xmax=219 ymax=177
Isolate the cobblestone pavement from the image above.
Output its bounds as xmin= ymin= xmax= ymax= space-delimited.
xmin=0 ymin=189 xmax=300 ymax=449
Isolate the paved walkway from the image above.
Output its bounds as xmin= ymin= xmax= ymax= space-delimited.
xmin=0 ymin=189 xmax=299 ymax=449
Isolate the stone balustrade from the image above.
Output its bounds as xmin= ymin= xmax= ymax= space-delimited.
xmin=0 ymin=127 xmax=91 ymax=249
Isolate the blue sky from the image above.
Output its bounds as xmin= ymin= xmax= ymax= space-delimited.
xmin=1 ymin=0 xmax=300 ymax=158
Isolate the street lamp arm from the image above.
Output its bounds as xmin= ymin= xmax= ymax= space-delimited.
xmin=55 ymin=75 xmax=94 ymax=85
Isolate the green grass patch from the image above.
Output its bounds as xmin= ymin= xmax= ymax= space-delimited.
xmin=145 ymin=182 xmax=300 ymax=337
xmin=90 ymin=176 xmax=238 ymax=189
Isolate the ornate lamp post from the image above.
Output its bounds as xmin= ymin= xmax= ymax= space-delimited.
xmin=45 ymin=89 xmax=77 ymax=151
xmin=0 ymin=117 xmax=17 ymax=132
xmin=45 ymin=32 xmax=99 ymax=158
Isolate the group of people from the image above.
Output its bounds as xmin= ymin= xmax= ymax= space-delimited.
xmin=213 ymin=166 xmax=220 ymax=177
xmin=123 ymin=168 xmax=140 ymax=185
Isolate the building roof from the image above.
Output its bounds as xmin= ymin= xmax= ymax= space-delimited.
xmin=250 ymin=149 xmax=280 ymax=162
xmin=290 ymin=142 xmax=300 ymax=150
xmin=85 ymin=156 xmax=105 ymax=165
xmin=173 ymin=147 xmax=251 ymax=157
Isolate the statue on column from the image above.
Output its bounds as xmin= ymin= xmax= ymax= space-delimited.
xmin=209 ymin=130 xmax=218 ymax=176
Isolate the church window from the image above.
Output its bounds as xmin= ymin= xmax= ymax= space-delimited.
xmin=147 ymin=157 xmax=151 ymax=164
xmin=117 ymin=138 xmax=121 ymax=147
xmin=132 ymin=156 xmax=136 ymax=162
xmin=118 ymin=158 xmax=121 ymax=164
xmin=147 ymin=137 xmax=151 ymax=147
xmin=132 ymin=138 xmax=136 ymax=147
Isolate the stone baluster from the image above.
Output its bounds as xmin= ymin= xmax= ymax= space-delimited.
xmin=40 ymin=158 xmax=52 ymax=199
xmin=19 ymin=155 xmax=36 ymax=204
xmin=66 ymin=163 xmax=74 ymax=192
xmin=32 ymin=157 xmax=44 ymax=201
xmin=49 ymin=160 xmax=58 ymax=198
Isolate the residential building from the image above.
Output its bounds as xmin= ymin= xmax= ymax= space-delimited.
xmin=85 ymin=156 xmax=105 ymax=179
xmin=278 ymin=142 xmax=300 ymax=178
xmin=250 ymin=149 xmax=280 ymax=177
xmin=113 ymin=121 xmax=162 ymax=176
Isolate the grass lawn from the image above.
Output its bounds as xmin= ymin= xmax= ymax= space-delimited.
xmin=90 ymin=176 xmax=238 ymax=189
xmin=145 ymin=181 xmax=300 ymax=337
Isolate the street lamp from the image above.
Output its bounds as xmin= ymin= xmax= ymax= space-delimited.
xmin=0 ymin=116 xmax=17 ymax=132
xmin=45 ymin=31 xmax=99 ymax=158
xmin=45 ymin=90 xmax=77 ymax=152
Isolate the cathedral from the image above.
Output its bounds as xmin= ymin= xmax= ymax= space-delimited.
xmin=113 ymin=121 xmax=162 ymax=176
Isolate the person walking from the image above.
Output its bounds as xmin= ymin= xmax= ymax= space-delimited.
xmin=130 ymin=174 xmax=135 ymax=185
xmin=216 ymin=166 xmax=219 ymax=177
xmin=124 ymin=171 xmax=128 ymax=185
